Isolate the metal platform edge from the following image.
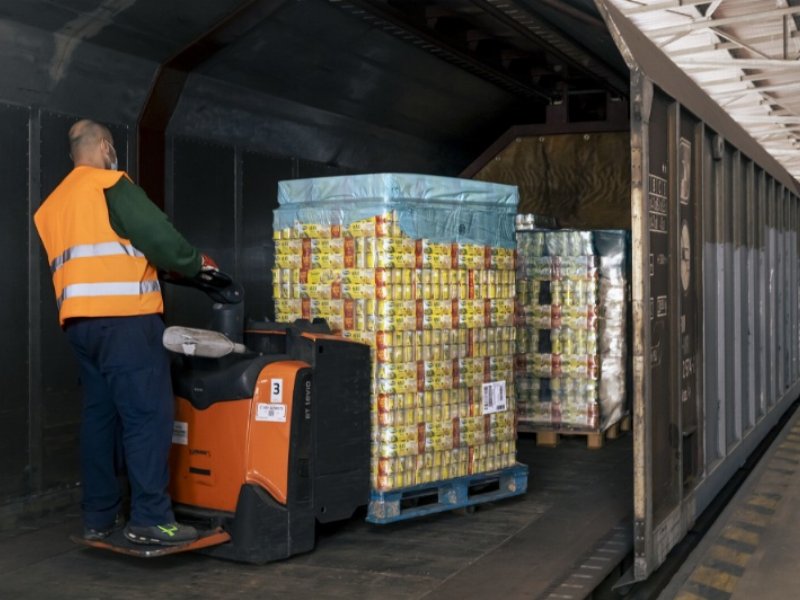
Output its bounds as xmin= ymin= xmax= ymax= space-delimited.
xmin=366 ymin=463 xmax=528 ymax=525
xmin=69 ymin=527 xmax=231 ymax=558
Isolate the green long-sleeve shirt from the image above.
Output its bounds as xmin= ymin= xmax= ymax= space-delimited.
xmin=104 ymin=177 xmax=202 ymax=278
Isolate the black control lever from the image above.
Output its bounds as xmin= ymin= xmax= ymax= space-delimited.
xmin=159 ymin=269 xmax=244 ymax=305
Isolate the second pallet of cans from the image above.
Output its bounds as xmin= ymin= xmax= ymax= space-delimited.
xmin=515 ymin=228 xmax=601 ymax=431
xmin=273 ymin=211 xmax=517 ymax=491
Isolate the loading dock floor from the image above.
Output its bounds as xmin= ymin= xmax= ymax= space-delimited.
xmin=661 ymin=406 xmax=800 ymax=600
xmin=0 ymin=434 xmax=632 ymax=600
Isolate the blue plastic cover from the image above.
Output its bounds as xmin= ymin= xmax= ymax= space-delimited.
xmin=276 ymin=173 xmax=519 ymax=248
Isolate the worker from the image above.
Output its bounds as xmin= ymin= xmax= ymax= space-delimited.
xmin=34 ymin=119 xmax=216 ymax=546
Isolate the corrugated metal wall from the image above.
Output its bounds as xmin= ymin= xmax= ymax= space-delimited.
xmin=0 ymin=105 xmax=135 ymax=518
xmin=700 ymin=127 xmax=800 ymax=468
xmin=631 ymin=81 xmax=800 ymax=579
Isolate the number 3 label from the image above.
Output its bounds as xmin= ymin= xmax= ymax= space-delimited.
xmin=270 ymin=378 xmax=283 ymax=403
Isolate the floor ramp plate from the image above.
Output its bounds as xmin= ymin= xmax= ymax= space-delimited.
xmin=367 ymin=462 xmax=528 ymax=524
xmin=70 ymin=527 xmax=231 ymax=558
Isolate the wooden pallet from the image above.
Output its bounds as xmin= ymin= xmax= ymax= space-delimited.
xmin=366 ymin=463 xmax=528 ymax=525
xmin=519 ymin=415 xmax=631 ymax=450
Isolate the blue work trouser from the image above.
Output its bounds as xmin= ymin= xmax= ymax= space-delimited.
xmin=66 ymin=314 xmax=175 ymax=529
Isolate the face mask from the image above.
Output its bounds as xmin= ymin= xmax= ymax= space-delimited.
xmin=105 ymin=140 xmax=118 ymax=171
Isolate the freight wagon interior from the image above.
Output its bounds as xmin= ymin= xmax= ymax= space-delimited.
xmin=0 ymin=1 xmax=641 ymax=596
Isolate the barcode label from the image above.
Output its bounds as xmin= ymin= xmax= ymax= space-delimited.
xmin=481 ymin=380 xmax=507 ymax=415
xmin=172 ymin=421 xmax=188 ymax=445
xmin=256 ymin=403 xmax=287 ymax=422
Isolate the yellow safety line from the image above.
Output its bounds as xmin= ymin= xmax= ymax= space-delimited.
xmin=674 ymin=428 xmax=798 ymax=598
xmin=689 ymin=565 xmax=739 ymax=593
xmin=720 ymin=526 xmax=760 ymax=548
xmin=732 ymin=508 xmax=770 ymax=528
xmin=707 ymin=545 xmax=751 ymax=568
xmin=675 ymin=591 xmax=709 ymax=600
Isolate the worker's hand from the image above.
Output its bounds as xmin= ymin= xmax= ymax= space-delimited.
xmin=200 ymin=254 xmax=219 ymax=272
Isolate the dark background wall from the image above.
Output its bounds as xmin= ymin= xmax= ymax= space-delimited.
xmin=0 ymin=20 xmax=376 ymax=523
xmin=0 ymin=100 xmax=359 ymax=525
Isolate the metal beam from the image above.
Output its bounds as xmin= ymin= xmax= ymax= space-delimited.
xmin=668 ymin=30 xmax=800 ymax=58
xmin=729 ymin=116 xmax=800 ymax=125
xmin=646 ymin=5 xmax=800 ymax=38
xmin=675 ymin=57 xmax=800 ymax=69
xmin=784 ymin=14 xmax=790 ymax=60
xmin=683 ymin=67 xmax=800 ymax=87
xmin=705 ymin=0 xmax=723 ymax=18
xmin=711 ymin=80 xmax=800 ymax=101
xmin=333 ymin=0 xmax=554 ymax=100
xmin=712 ymin=29 xmax=771 ymax=61
xmin=621 ymin=0 xmax=711 ymax=15
xmin=137 ymin=0 xmax=288 ymax=207
xmin=534 ymin=0 xmax=607 ymax=29
xmin=471 ymin=0 xmax=629 ymax=94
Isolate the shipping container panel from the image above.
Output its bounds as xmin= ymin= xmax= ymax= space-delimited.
xmin=744 ymin=159 xmax=756 ymax=432
xmin=756 ymin=168 xmax=767 ymax=420
xmin=166 ymin=138 xmax=235 ymax=329
xmin=647 ymin=93 xmax=679 ymax=528
xmin=700 ymin=126 xmax=721 ymax=468
xmin=241 ymin=151 xmax=294 ymax=321
xmin=676 ymin=109 xmax=701 ymax=491
xmin=632 ymin=83 xmax=800 ymax=580
xmin=0 ymin=103 xmax=31 ymax=500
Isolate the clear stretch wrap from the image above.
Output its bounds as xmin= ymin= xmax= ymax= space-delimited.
xmin=272 ymin=173 xmax=519 ymax=492
xmin=514 ymin=221 xmax=628 ymax=432
xmin=594 ymin=230 xmax=629 ymax=430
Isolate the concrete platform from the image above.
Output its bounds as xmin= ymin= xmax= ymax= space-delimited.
xmin=661 ymin=407 xmax=800 ymax=600
xmin=0 ymin=435 xmax=632 ymax=600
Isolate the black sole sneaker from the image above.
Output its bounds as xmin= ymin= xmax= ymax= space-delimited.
xmin=124 ymin=522 xmax=198 ymax=546
xmin=83 ymin=514 xmax=125 ymax=541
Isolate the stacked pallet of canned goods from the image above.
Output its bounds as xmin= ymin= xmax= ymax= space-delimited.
xmin=514 ymin=220 xmax=629 ymax=438
xmin=271 ymin=174 xmax=521 ymax=498
xmin=515 ymin=224 xmax=601 ymax=432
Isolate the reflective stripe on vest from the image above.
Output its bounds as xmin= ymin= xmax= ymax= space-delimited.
xmin=57 ymin=280 xmax=162 ymax=309
xmin=50 ymin=242 xmax=146 ymax=274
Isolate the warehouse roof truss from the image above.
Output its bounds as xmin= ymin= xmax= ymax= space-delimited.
xmin=609 ymin=0 xmax=800 ymax=177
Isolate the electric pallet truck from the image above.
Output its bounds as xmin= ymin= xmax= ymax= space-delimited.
xmin=71 ymin=270 xmax=372 ymax=563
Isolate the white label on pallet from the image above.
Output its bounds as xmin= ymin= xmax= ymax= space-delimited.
xmin=256 ymin=403 xmax=286 ymax=422
xmin=270 ymin=378 xmax=283 ymax=403
xmin=172 ymin=421 xmax=188 ymax=445
xmin=481 ymin=380 xmax=507 ymax=415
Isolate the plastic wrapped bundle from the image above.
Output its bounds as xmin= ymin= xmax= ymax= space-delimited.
xmin=514 ymin=222 xmax=628 ymax=433
xmin=594 ymin=230 xmax=629 ymax=430
xmin=273 ymin=173 xmax=519 ymax=492
xmin=514 ymin=232 xmax=600 ymax=432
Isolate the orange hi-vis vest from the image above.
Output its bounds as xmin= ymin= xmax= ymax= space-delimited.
xmin=34 ymin=165 xmax=164 ymax=325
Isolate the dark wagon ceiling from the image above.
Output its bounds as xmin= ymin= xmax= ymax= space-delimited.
xmin=0 ymin=0 xmax=627 ymax=171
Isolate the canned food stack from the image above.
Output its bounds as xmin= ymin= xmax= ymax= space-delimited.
xmin=515 ymin=227 xmax=600 ymax=431
xmin=272 ymin=174 xmax=519 ymax=491
xmin=514 ymin=223 xmax=628 ymax=432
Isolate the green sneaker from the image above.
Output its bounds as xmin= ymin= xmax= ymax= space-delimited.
xmin=123 ymin=522 xmax=198 ymax=546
